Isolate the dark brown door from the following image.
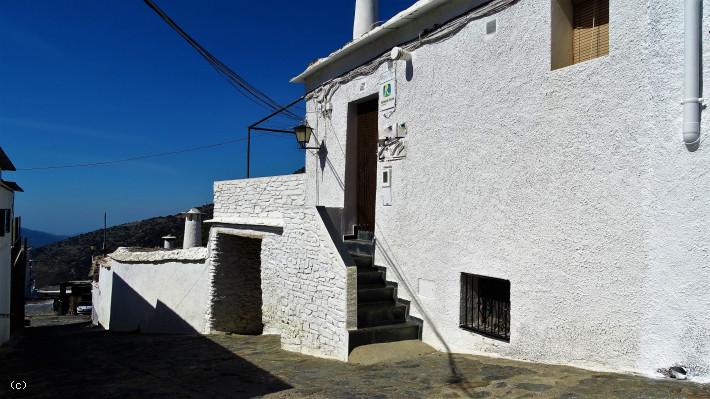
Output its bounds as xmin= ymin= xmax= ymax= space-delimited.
xmin=356 ymin=99 xmax=378 ymax=232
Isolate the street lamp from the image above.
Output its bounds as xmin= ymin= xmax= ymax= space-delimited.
xmin=294 ymin=122 xmax=320 ymax=150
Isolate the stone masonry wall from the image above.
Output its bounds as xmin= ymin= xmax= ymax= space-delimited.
xmin=212 ymin=175 xmax=351 ymax=361
xmin=210 ymin=235 xmax=263 ymax=334
xmin=214 ymin=175 xmax=306 ymax=219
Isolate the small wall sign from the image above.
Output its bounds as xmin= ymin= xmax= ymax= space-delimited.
xmin=379 ymin=71 xmax=396 ymax=112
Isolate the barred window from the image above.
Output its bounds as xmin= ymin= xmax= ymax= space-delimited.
xmin=460 ymin=273 xmax=510 ymax=341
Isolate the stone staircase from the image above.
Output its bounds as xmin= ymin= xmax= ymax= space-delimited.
xmin=345 ymin=229 xmax=421 ymax=353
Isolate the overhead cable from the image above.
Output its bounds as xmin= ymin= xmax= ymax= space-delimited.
xmin=17 ymin=137 xmax=247 ymax=171
xmin=312 ymin=0 xmax=520 ymax=106
xmin=143 ymin=0 xmax=301 ymax=121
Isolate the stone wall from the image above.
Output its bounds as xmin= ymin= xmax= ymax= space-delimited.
xmin=210 ymin=235 xmax=263 ymax=334
xmin=214 ymin=175 xmax=305 ymax=220
xmin=212 ymin=175 xmax=352 ymax=361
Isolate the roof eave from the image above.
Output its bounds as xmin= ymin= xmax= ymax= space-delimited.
xmin=0 ymin=147 xmax=17 ymax=172
xmin=0 ymin=180 xmax=23 ymax=192
xmin=291 ymin=0 xmax=450 ymax=84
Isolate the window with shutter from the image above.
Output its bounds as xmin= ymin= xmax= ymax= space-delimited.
xmin=573 ymin=0 xmax=609 ymax=64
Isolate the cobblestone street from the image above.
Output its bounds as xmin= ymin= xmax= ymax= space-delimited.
xmin=1 ymin=316 xmax=709 ymax=399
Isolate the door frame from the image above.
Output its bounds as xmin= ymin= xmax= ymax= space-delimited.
xmin=343 ymin=94 xmax=379 ymax=235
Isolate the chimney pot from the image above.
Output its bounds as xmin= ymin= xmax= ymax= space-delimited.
xmin=162 ymin=235 xmax=176 ymax=250
xmin=353 ymin=0 xmax=379 ymax=39
xmin=182 ymin=208 xmax=202 ymax=249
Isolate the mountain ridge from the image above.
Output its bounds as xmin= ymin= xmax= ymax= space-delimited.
xmin=21 ymin=228 xmax=68 ymax=249
xmin=31 ymin=204 xmax=213 ymax=288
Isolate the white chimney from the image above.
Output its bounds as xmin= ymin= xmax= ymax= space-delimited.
xmin=162 ymin=235 xmax=176 ymax=250
xmin=353 ymin=0 xmax=379 ymax=39
xmin=182 ymin=208 xmax=202 ymax=249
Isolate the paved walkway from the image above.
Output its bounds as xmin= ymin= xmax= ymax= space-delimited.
xmin=2 ymin=316 xmax=709 ymax=398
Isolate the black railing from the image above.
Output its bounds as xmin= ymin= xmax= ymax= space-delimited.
xmin=459 ymin=273 xmax=510 ymax=342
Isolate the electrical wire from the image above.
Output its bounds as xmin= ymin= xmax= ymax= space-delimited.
xmin=19 ymin=2 xmax=517 ymax=172
xmin=311 ymin=0 xmax=520 ymax=107
xmin=16 ymin=137 xmax=247 ymax=171
xmin=143 ymin=0 xmax=302 ymax=121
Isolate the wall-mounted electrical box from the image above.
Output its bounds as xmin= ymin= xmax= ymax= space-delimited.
xmin=382 ymin=167 xmax=392 ymax=187
xmin=382 ymin=166 xmax=392 ymax=206
xmin=396 ymin=122 xmax=408 ymax=137
xmin=381 ymin=124 xmax=394 ymax=140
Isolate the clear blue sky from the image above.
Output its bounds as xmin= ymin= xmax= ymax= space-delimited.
xmin=0 ymin=0 xmax=413 ymax=236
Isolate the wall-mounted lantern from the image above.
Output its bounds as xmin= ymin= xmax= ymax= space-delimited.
xmin=294 ymin=122 xmax=321 ymax=150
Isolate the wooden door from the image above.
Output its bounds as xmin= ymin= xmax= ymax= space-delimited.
xmin=356 ymin=100 xmax=378 ymax=232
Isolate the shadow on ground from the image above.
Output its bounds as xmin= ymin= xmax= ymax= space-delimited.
xmin=1 ymin=278 xmax=290 ymax=399
xmin=3 ymin=278 xmax=710 ymax=399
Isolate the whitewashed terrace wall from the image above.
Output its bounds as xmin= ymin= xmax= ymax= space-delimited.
xmin=301 ymin=0 xmax=710 ymax=379
xmin=92 ymin=248 xmax=211 ymax=334
xmin=212 ymin=175 xmax=351 ymax=361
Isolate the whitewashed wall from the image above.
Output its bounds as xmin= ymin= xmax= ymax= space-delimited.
xmin=213 ymin=175 xmax=352 ymax=361
xmin=301 ymin=0 xmax=710 ymax=379
xmin=0 ymin=187 xmax=13 ymax=346
xmin=92 ymin=268 xmax=112 ymax=329
xmin=92 ymin=248 xmax=211 ymax=334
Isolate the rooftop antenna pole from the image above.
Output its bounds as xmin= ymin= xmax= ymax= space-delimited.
xmin=103 ymin=212 xmax=107 ymax=256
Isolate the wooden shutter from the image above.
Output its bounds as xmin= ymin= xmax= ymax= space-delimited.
xmin=573 ymin=0 xmax=609 ymax=64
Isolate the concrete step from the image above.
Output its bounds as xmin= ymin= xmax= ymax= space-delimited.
xmin=357 ymin=230 xmax=374 ymax=241
xmin=350 ymin=253 xmax=373 ymax=269
xmin=357 ymin=270 xmax=385 ymax=286
xmin=344 ymin=229 xmax=374 ymax=242
xmin=348 ymin=322 xmax=422 ymax=352
xmin=344 ymin=239 xmax=375 ymax=256
xmin=357 ymin=281 xmax=386 ymax=290
xmin=357 ymin=301 xmax=407 ymax=328
xmin=349 ymin=340 xmax=436 ymax=365
xmin=358 ymin=286 xmax=395 ymax=303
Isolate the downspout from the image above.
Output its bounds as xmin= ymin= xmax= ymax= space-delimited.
xmin=683 ymin=0 xmax=703 ymax=148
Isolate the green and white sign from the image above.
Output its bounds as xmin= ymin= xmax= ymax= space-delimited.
xmin=379 ymin=71 xmax=396 ymax=112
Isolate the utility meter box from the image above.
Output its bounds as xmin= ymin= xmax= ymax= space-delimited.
xmin=382 ymin=166 xmax=392 ymax=206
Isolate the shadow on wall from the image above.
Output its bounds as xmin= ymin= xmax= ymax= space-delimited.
xmin=4 ymin=295 xmax=291 ymax=397
xmin=109 ymin=274 xmax=198 ymax=334
xmin=374 ymin=227 xmax=469 ymax=389
xmin=315 ymin=107 xmax=472 ymax=391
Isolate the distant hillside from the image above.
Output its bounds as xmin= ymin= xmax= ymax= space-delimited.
xmin=21 ymin=228 xmax=68 ymax=248
xmin=31 ymin=204 xmax=213 ymax=288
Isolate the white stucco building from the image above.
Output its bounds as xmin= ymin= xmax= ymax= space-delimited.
xmin=94 ymin=0 xmax=710 ymax=381
xmin=291 ymin=0 xmax=710 ymax=379
xmin=0 ymin=147 xmax=22 ymax=346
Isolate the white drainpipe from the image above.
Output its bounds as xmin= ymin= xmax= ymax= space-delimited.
xmin=353 ymin=0 xmax=379 ymax=39
xmin=683 ymin=0 xmax=703 ymax=147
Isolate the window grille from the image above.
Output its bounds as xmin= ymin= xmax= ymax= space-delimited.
xmin=573 ymin=0 xmax=609 ymax=64
xmin=460 ymin=273 xmax=510 ymax=341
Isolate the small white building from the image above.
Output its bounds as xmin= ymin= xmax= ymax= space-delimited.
xmin=94 ymin=0 xmax=710 ymax=381
xmin=0 ymin=147 xmax=22 ymax=346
